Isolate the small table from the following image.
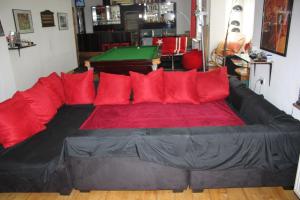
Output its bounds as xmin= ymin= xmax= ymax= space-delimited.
xmin=85 ymin=46 xmax=161 ymax=75
xmin=294 ymin=103 xmax=300 ymax=110
xmin=235 ymin=54 xmax=273 ymax=85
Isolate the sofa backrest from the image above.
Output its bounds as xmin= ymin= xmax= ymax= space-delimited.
xmin=228 ymin=77 xmax=300 ymax=129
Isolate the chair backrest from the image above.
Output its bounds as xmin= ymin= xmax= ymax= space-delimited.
xmin=152 ymin=36 xmax=188 ymax=55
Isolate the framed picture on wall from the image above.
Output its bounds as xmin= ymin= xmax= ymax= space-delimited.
xmin=12 ymin=9 xmax=34 ymax=34
xmin=75 ymin=0 xmax=85 ymax=7
xmin=0 ymin=20 xmax=4 ymax=36
xmin=57 ymin=13 xmax=68 ymax=30
xmin=260 ymin=0 xmax=294 ymax=56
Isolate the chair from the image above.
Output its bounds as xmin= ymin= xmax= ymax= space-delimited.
xmin=210 ymin=33 xmax=246 ymax=66
xmin=152 ymin=36 xmax=188 ymax=70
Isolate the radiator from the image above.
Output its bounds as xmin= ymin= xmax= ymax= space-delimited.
xmin=294 ymin=155 xmax=300 ymax=198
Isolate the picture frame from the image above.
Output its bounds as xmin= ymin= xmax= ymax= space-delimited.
xmin=57 ymin=12 xmax=68 ymax=30
xmin=260 ymin=0 xmax=294 ymax=56
xmin=75 ymin=0 xmax=85 ymax=7
xmin=40 ymin=10 xmax=55 ymax=27
xmin=12 ymin=9 xmax=34 ymax=34
xmin=0 ymin=20 xmax=4 ymax=37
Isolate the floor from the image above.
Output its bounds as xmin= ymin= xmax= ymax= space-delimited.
xmin=0 ymin=188 xmax=298 ymax=200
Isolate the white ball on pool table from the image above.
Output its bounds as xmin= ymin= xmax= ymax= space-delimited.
xmin=137 ymin=46 xmax=140 ymax=49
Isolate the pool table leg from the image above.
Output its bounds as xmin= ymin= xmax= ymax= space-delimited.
xmin=152 ymin=64 xmax=158 ymax=71
xmin=152 ymin=58 xmax=161 ymax=71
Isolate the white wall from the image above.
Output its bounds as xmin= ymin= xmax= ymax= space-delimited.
xmin=0 ymin=0 xmax=78 ymax=94
xmin=250 ymin=0 xmax=300 ymax=120
xmin=208 ymin=0 xmax=227 ymax=57
xmin=0 ymin=35 xmax=16 ymax=101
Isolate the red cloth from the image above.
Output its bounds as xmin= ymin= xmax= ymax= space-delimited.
xmin=62 ymin=70 xmax=96 ymax=105
xmin=153 ymin=37 xmax=187 ymax=55
xmin=197 ymin=67 xmax=229 ymax=103
xmin=80 ymin=101 xmax=244 ymax=129
xmin=130 ymin=68 xmax=164 ymax=104
xmin=94 ymin=72 xmax=131 ymax=105
xmin=164 ymin=70 xmax=198 ymax=104
xmin=182 ymin=50 xmax=203 ymax=70
xmin=19 ymin=82 xmax=57 ymax=124
xmin=0 ymin=93 xmax=46 ymax=148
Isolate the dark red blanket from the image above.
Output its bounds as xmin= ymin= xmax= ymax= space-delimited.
xmin=81 ymin=101 xmax=244 ymax=129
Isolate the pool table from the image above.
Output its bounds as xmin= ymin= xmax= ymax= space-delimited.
xmin=85 ymin=46 xmax=161 ymax=75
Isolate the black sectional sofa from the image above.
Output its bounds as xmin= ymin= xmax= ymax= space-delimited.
xmin=1 ymin=77 xmax=300 ymax=195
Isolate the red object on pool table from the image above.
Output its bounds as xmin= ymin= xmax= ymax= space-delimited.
xmin=80 ymin=101 xmax=244 ymax=129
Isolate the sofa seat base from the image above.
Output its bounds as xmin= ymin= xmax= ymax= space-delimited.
xmin=190 ymin=167 xmax=297 ymax=190
xmin=69 ymin=157 xmax=189 ymax=191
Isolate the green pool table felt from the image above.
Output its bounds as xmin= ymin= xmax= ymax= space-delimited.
xmin=90 ymin=46 xmax=159 ymax=62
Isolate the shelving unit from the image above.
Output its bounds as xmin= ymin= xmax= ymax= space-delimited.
xmin=8 ymin=44 xmax=37 ymax=56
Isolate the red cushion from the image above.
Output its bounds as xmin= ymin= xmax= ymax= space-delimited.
xmin=38 ymin=72 xmax=64 ymax=109
xmin=197 ymin=67 xmax=229 ymax=103
xmin=182 ymin=50 xmax=203 ymax=70
xmin=130 ymin=68 xmax=164 ymax=104
xmin=61 ymin=70 xmax=96 ymax=105
xmin=0 ymin=94 xmax=46 ymax=148
xmin=94 ymin=72 xmax=131 ymax=105
xmin=19 ymin=82 xmax=57 ymax=124
xmin=164 ymin=70 xmax=198 ymax=104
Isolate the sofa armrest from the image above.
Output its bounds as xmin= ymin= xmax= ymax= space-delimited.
xmin=228 ymin=77 xmax=300 ymax=127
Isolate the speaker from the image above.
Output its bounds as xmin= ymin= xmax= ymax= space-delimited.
xmin=103 ymin=0 xmax=110 ymax=6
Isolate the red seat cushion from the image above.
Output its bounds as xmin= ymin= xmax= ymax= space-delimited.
xmin=0 ymin=94 xmax=46 ymax=148
xmin=130 ymin=68 xmax=164 ymax=104
xmin=182 ymin=50 xmax=203 ymax=70
xmin=94 ymin=72 xmax=131 ymax=105
xmin=19 ymin=82 xmax=58 ymax=124
xmin=164 ymin=70 xmax=198 ymax=104
xmin=61 ymin=70 xmax=96 ymax=105
xmin=197 ymin=67 xmax=229 ymax=103
xmin=38 ymin=72 xmax=65 ymax=109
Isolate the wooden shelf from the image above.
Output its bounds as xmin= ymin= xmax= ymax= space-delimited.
xmin=8 ymin=44 xmax=36 ymax=50
xmin=8 ymin=44 xmax=36 ymax=56
xmin=294 ymin=103 xmax=300 ymax=110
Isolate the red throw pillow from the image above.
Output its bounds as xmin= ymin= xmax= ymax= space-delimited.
xmin=61 ymin=70 xmax=96 ymax=105
xmin=38 ymin=72 xmax=64 ymax=109
xmin=94 ymin=72 xmax=131 ymax=105
xmin=197 ymin=67 xmax=229 ymax=103
xmin=19 ymin=83 xmax=57 ymax=124
xmin=0 ymin=94 xmax=46 ymax=148
xmin=182 ymin=50 xmax=203 ymax=70
xmin=130 ymin=68 xmax=164 ymax=104
xmin=164 ymin=70 xmax=198 ymax=104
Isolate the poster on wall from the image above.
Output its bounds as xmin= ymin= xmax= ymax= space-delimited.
xmin=260 ymin=0 xmax=294 ymax=56
xmin=57 ymin=13 xmax=68 ymax=30
xmin=0 ymin=20 xmax=4 ymax=36
xmin=12 ymin=9 xmax=34 ymax=34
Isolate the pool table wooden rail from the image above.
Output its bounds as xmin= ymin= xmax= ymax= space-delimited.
xmin=85 ymin=57 xmax=161 ymax=75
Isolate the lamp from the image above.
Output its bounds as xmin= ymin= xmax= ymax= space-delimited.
xmin=222 ymin=1 xmax=243 ymax=65
xmin=195 ymin=1 xmax=208 ymax=71
xmin=231 ymin=27 xmax=240 ymax=32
